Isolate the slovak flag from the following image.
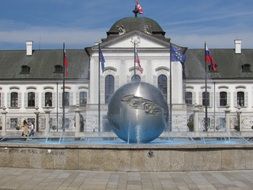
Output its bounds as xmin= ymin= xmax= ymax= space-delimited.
xmin=135 ymin=49 xmax=143 ymax=73
xmin=205 ymin=44 xmax=217 ymax=72
xmin=135 ymin=0 xmax=143 ymax=14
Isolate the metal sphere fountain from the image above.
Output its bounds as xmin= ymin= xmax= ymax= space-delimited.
xmin=107 ymin=82 xmax=168 ymax=143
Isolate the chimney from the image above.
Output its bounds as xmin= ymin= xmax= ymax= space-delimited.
xmin=234 ymin=39 xmax=242 ymax=54
xmin=26 ymin=41 xmax=33 ymax=56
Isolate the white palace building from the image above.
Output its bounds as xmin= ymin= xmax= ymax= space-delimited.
xmin=0 ymin=16 xmax=253 ymax=136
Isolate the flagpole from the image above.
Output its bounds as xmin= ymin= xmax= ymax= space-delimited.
xmin=98 ymin=43 xmax=101 ymax=132
xmin=169 ymin=43 xmax=172 ymax=131
xmin=204 ymin=42 xmax=208 ymax=131
xmin=62 ymin=42 xmax=66 ymax=132
xmin=134 ymin=41 xmax=136 ymax=78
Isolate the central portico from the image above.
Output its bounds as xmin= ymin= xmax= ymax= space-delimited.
xmin=87 ymin=16 xmax=188 ymax=132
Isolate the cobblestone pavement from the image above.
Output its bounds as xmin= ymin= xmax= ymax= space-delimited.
xmin=0 ymin=168 xmax=253 ymax=190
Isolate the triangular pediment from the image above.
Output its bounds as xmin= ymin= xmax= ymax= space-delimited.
xmin=101 ymin=31 xmax=170 ymax=49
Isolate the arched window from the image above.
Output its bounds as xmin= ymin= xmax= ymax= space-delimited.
xmin=11 ymin=92 xmax=18 ymax=108
xmin=220 ymin=91 xmax=227 ymax=107
xmin=45 ymin=92 xmax=52 ymax=107
xmin=202 ymin=92 xmax=210 ymax=106
xmin=28 ymin=92 xmax=35 ymax=107
xmin=79 ymin=91 xmax=87 ymax=106
xmin=185 ymin=92 xmax=193 ymax=105
xmin=237 ymin=91 xmax=244 ymax=107
xmin=105 ymin=75 xmax=114 ymax=104
xmin=158 ymin=75 xmax=167 ymax=100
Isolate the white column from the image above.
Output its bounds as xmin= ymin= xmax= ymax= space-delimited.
xmin=1 ymin=108 xmax=7 ymax=136
xmin=44 ymin=109 xmax=51 ymax=136
xmin=193 ymin=107 xmax=199 ymax=132
xmin=225 ymin=108 xmax=230 ymax=133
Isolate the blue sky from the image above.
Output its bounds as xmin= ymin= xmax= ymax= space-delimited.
xmin=0 ymin=0 xmax=253 ymax=49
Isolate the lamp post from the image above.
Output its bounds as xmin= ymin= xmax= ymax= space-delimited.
xmin=34 ymin=107 xmax=40 ymax=132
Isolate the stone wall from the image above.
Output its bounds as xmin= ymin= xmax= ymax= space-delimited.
xmin=0 ymin=145 xmax=253 ymax=171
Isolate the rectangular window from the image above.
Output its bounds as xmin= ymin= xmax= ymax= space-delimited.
xmin=185 ymin=92 xmax=193 ymax=105
xmin=202 ymin=92 xmax=210 ymax=107
xmin=11 ymin=92 xmax=18 ymax=108
xmin=63 ymin=92 xmax=69 ymax=107
xmin=79 ymin=91 xmax=87 ymax=107
xmin=219 ymin=92 xmax=227 ymax=107
xmin=0 ymin=93 xmax=1 ymax=107
xmin=28 ymin=92 xmax=35 ymax=107
xmin=45 ymin=92 xmax=53 ymax=107
xmin=237 ymin=91 xmax=244 ymax=107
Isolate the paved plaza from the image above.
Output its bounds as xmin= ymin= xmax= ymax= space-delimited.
xmin=0 ymin=168 xmax=252 ymax=190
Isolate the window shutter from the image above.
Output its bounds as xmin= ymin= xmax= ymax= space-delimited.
xmin=35 ymin=92 xmax=39 ymax=107
xmin=199 ymin=92 xmax=202 ymax=106
xmin=52 ymin=92 xmax=56 ymax=107
xmin=41 ymin=92 xmax=45 ymax=107
xmin=192 ymin=92 xmax=196 ymax=105
xmin=234 ymin=92 xmax=237 ymax=107
xmin=59 ymin=93 xmax=62 ymax=108
xmin=76 ymin=92 xmax=80 ymax=106
xmin=210 ymin=92 xmax=213 ymax=108
xmin=18 ymin=92 xmax=22 ymax=108
xmin=24 ymin=92 xmax=28 ymax=108
xmin=216 ymin=92 xmax=219 ymax=107
xmin=245 ymin=92 xmax=248 ymax=107
xmin=1 ymin=93 xmax=4 ymax=108
xmin=70 ymin=92 xmax=73 ymax=106
xmin=227 ymin=92 xmax=231 ymax=107
xmin=7 ymin=93 xmax=10 ymax=108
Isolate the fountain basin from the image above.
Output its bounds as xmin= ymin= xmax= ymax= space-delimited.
xmin=0 ymin=137 xmax=253 ymax=171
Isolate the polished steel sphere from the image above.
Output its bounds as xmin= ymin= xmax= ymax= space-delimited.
xmin=107 ymin=82 xmax=168 ymax=143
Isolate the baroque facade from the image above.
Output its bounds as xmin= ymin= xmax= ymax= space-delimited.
xmin=0 ymin=16 xmax=253 ymax=136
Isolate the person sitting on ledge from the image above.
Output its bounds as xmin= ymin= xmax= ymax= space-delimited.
xmin=21 ymin=120 xmax=29 ymax=138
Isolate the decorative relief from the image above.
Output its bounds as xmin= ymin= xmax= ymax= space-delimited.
xmin=144 ymin=25 xmax=152 ymax=35
xmin=241 ymin=116 xmax=253 ymax=130
xmin=116 ymin=25 xmax=126 ymax=35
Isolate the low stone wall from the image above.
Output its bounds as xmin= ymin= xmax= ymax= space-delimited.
xmin=0 ymin=144 xmax=253 ymax=171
